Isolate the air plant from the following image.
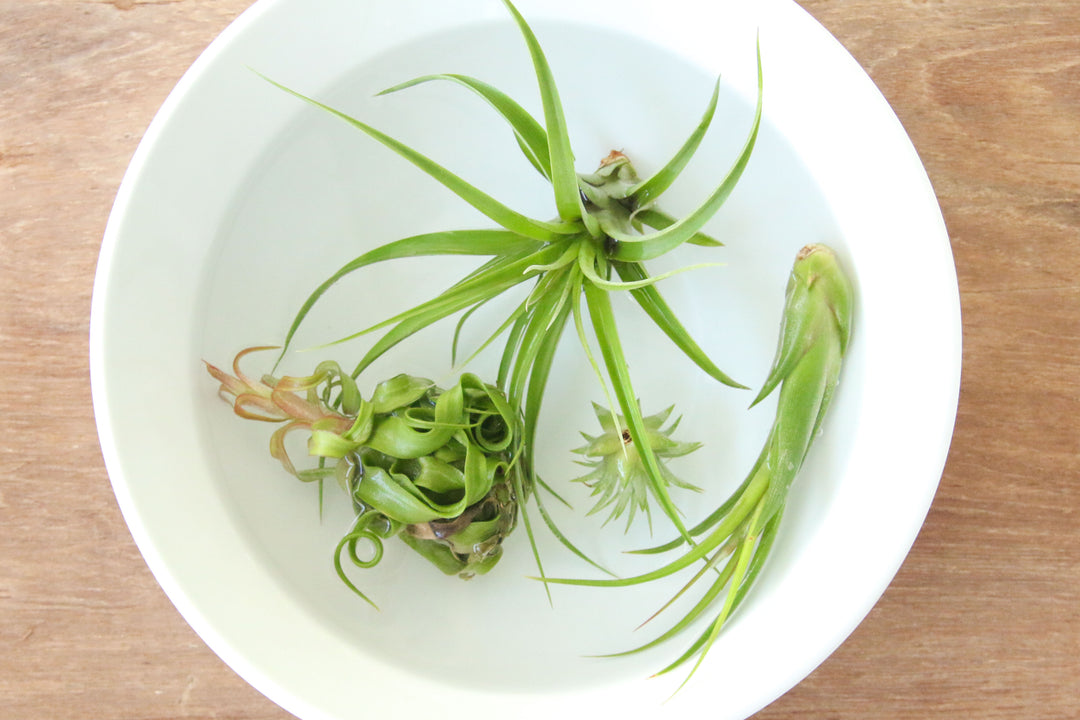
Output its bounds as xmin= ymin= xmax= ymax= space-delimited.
xmin=542 ymin=244 xmax=854 ymax=689
xmin=205 ymin=347 xmax=527 ymax=606
xmin=572 ymin=402 xmax=703 ymax=532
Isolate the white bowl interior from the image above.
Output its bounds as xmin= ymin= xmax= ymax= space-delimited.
xmin=91 ymin=1 xmax=960 ymax=718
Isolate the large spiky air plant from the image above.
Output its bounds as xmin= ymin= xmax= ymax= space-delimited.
xmin=260 ymin=0 xmax=761 ymax=554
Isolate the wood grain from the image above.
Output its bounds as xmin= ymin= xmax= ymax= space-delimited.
xmin=2 ymin=1 xmax=1077 ymax=718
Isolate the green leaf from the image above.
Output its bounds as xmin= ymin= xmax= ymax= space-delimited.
xmin=507 ymin=268 xmax=573 ymax=406
xmin=620 ymin=510 xmax=782 ymax=669
xmin=757 ymin=337 xmax=837 ymax=523
xmin=568 ymin=269 xmax=621 ymax=442
xmin=536 ymin=476 xmax=573 ymax=509
xmin=727 ymin=505 xmax=784 ymax=611
xmin=751 ymin=243 xmax=853 ymax=407
xmin=578 ymin=240 xmax=723 ymax=293
xmin=259 ymin=73 xmax=581 ymax=241
xmin=634 ymin=208 xmax=721 ymax=248
xmin=596 ymin=548 xmax=740 ymax=658
xmin=452 ymin=296 xmax=529 ymax=372
xmin=379 ymin=73 xmax=551 ymax=180
xmin=538 ymin=467 xmax=769 ymax=587
xmin=277 ymin=229 xmax=543 ymax=364
xmin=628 ymin=443 xmax=766 ymax=555
xmin=615 ymin=261 xmax=745 ymax=388
xmin=450 ymin=301 xmax=486 ymax=367
xmin=581 ymin=282 xmax=693 ymax=544
xmin=520 ymin=299 xmax=571 ymax=452
xmin=534 ymin=485 xmax=616 ymax=578
xmin=345 ymin=243 xmax=567 ymax=377
xmin=501 ymin=0 xmax=581 ymax=222
xmin=630 ymin=76 xmax=721 ymax=205
xmin=334 ymin=544 xmax=379 ymax=608
xmin=511 ymin=466 xmax=551 ymax=605
xmin=656 ymin=503 xmax=762 ymax=690
xmin=608 ymin=43 xmax=763 ymax=262
xmin=369 ymin=374 xmax=432 ymax=414
xmin=498 ymin=307 xmax=531 ymax=390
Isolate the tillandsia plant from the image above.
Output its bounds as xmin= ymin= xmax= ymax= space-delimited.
xmin=543 ymin=244 xmax=854 ymax=689
xmin=572 ymin=402 xmax=703 ymax=532
xmin=205 ymin=347 xmax=527 ymax=606
xmin=258 ymin=0 xmax=763 ymax=564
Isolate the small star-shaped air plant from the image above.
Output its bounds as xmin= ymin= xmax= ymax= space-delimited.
xmin=572 ymin=402 xmax=702 ymax=532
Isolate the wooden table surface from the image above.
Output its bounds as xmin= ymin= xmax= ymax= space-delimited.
xmin=3 ymin=1 xmax=1078 ymax=718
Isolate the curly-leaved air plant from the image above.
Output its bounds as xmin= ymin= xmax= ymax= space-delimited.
xmin=205 ymin=348 xmax=527 ymax=606
xmin=206 ymin=0 xmax=854 ymax=691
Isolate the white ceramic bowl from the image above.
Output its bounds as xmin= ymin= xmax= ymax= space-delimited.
xmin=90 ymin=0 xmax=961 ymax=718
